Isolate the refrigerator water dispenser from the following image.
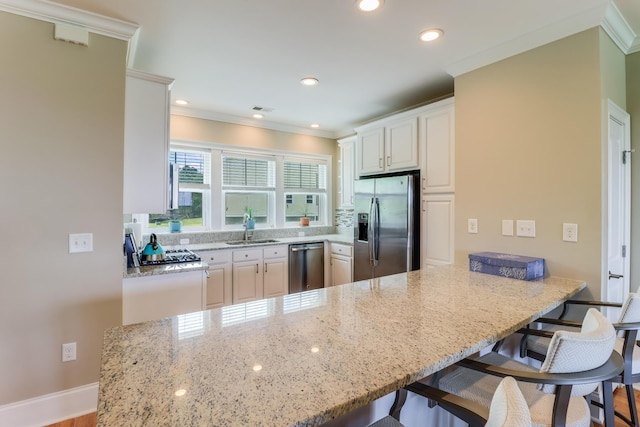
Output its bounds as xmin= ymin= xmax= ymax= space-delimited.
xmin=357 ymin=213 xmax=368 ymax=242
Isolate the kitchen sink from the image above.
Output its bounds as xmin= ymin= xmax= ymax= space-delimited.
xmin=225 ymin=239 xmax=279 ymax=245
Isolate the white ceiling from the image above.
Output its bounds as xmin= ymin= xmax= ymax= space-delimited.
xmin=44 ymin=0 xmax=640 ymax=138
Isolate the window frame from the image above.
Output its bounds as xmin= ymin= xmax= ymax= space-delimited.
xmin=160 ymin=140 xmax=333 ymax=232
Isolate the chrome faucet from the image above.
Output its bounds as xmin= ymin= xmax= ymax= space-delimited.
xmin=242 ymin=213 xmax=253 ymax=242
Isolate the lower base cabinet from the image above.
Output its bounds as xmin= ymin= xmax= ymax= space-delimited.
xmin=263 ymin=245 xmax=288 ymax=298
xmin=330 ymin=243 xmax=353 ymax=286
xmin=200 ymin=250 xmax=232 ymax=309
xmin=123 ymin=270 xmax=206 ymax=325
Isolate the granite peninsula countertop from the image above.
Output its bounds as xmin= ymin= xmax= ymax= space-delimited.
xmin=99 ymin=264 xmax=586 ymax=427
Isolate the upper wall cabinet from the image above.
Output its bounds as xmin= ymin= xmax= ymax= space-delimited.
xmin=355 ymin=116 xmax=418 ymax=176
xmin=337 ymin=136 xmax=355 ymax=208
xmin=123 ymin=70 xmax=174 ymax=214
xmin=420 ymin=98 xmax=455 ymax=193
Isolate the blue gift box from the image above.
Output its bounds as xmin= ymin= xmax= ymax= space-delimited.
xmin=469 ymin=252 xmax=544 ymax=281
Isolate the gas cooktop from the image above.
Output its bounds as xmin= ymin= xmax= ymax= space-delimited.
xmin=139 ymin=249 xmax=201 ymax=266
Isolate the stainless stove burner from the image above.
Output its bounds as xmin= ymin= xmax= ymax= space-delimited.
xmin=139 ymin=249 xmax=201 ymax=266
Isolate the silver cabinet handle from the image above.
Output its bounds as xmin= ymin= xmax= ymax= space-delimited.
xmin=387 ymin=156 xmax=391 ymax=166
xmin=379 ymin=158 xmax=383 ymax=168
xmin=264 ymin=262 xmax=267 ymax=273
xmin=256 ymin=264 xmax=259 ymax=274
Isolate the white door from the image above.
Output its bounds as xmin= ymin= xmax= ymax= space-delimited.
xmin=604 ymin=100 xmax=631 ymax=311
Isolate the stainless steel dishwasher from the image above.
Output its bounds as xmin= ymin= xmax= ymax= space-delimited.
xmin=289 ymin=242 xmax=324 ymax=294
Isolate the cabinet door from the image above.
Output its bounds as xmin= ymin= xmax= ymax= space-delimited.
xmin=330 ymin=255 xmax=352 ymax=286
xmin=263 ymin=258 xmax=288 ymax=298
xmin=386 ymin=117 xmax=418 ymax=171
xmin=357 ymin=128 xmax=385 ymax=175
xmin=123 ymin=70 xmax=174 ymax=214
xmin=233 ymin=261 xmax=263 ymax=304
xmin=421 ymin=194 xmax=454 ymax=266
xmin=206 ymin=264 xmax=232 ymax=309
xmin=338 ymin=137 xmax=355 ymax=208
xmin=422 ymin=107 xmax=455 ymax=193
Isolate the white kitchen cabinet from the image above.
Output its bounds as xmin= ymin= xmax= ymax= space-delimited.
xmin=356 ymin=116 xmax=418 ymax=177
xmin=357 ymin=128 xmax=385 ymax=175
xmin=263 ymin=245 xmax=288 ymax=298
xmin=123 ymin=69 xmax=174 ymax=214
xmin=421 ymin=194 xmax=455 ymax=266
xmin=337 ymin=136 xmax=356 ymax=208
xmin=232 ymin=249 xmax=264 ymax=304
xmin=420 ymin=99 xmax=455 ymax=193
xmin=123 ymin=270 xmax=205 ymax=325
xmin=199 ymin=250 xmax=232 ymax=309
xmin=329 ymin=243 xmax=353 ymax=286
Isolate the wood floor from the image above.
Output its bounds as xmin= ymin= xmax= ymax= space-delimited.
xmin=44 ymin=412 xmax=96 ymax=427
xmin=45 ymin=388 xmax=640 ymax=427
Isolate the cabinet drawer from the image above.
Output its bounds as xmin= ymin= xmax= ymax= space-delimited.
xmin=331 ymin=243 xmax=352 ymax=257
xmin=233 ymin=248 xmax=262 ymax=262
xmin=263 ymin=245 xmax=287 ymax=259
xmin=199 ymin=250 xmax=231 ymax=265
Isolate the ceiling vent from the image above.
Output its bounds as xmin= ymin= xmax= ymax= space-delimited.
xmin=251 ymin=106 xmax=274 ymax=112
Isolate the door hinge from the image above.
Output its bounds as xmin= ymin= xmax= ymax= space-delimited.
xmin=622 ymin=245 xmax=627 ymax=258
xmin=623 ymin=149 xmax=635 ymax=164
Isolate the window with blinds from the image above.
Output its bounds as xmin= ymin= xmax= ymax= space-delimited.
xmin=283 ymin=161 xmax=326 ymax=189
xmin=223 ymin=156 xmax=275 ymax=188
xmin=149 ymin=149 xmax=210 ymax=229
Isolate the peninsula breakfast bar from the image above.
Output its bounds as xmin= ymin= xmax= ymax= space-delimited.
xmin=97 ymin=264 xmax=586 ymax=426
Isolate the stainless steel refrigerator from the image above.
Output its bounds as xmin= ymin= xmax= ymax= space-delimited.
xmin=353 ymin=171 xmax=420 ymax=281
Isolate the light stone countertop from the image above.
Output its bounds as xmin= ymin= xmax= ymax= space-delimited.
xmin=99 ymin=264 xmax=586 ymax=427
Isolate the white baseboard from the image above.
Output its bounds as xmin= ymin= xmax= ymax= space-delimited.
xmin=0 ymin=383 xmax=98 ymax=427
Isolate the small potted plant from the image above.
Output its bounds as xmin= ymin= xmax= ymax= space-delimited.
xmin=299 ymin=207 xmax=310 ymax=227
xmin=168 ymin=209 xmax=182 ymax=233
xmin=245 ymin=208 xmax=255 ymax=229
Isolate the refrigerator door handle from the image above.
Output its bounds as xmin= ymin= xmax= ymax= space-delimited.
xmin=370 ymin=198 xmax=380 ymax=267
xmin=368 ymin=198 xmax=375 ymax=267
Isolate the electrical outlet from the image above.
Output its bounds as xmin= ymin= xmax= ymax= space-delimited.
xmin=563 ymin=223 xmax=578 ymax=242
xmin=501 ymin=220 xmax=514 ymax=236
xmin=468 ymin=218 xmax=478 ymax=234
xmin=62 ymin=342 xmax=76 ymax=362
xmin=69 ymin=233 xmax=93 ymax=253
xmin=179 ymin=238 xmax=190 ymax=245
xmin=516 ymin=220 xmax=536 ymax=238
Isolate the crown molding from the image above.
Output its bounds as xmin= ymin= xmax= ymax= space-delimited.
xmin=0 ymin=0 xmax=138 ymax=41
xmin=601 ymin=1 xmax=638 ymax=54
xmin=171 ymin=106 xmax=339 ymax=140
xmin=445 ymin=3 xmax=609 ymax=77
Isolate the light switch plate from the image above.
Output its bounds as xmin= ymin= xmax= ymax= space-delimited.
xmin=502 ymin=220 xmax=514 ymax=236
xmin=516 ymin=220 xmax=536 ymax=238
xmin=69 ymin=233 xmax=93 ymax=253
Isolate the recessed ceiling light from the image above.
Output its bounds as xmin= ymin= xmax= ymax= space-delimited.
xmin=357 ymin=0 xmax=383 ymax=12
xmin=253 ymin=113 xmax=264 ymax=119
xmin=300 ymin=77 xmax=319 ymax=86
xmin=175 ymin=99 xmax=189 ymax=106
xmin=310 ymin=124 xmax=320 ymax=128
xmin=419 ymin=28 xmax=444 ymax=42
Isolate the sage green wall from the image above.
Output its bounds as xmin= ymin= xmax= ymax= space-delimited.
xmin=0 ymin=12 xmax=126 ymax=404
xmin=455 ymin=28 xmax=608 ymax=299
xmin=627 ymin=51 xmax=640 ymax=293
xmin=170 ymin=115 xmax=340 ymax=216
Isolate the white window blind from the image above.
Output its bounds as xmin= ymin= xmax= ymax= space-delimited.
xmin=284 ymin=161 xmax=326 ymax=189
xmin=170 ymin=150 xmax=210 ymax=186
xmin=223 ymin=156 xmax=274 ymax=188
